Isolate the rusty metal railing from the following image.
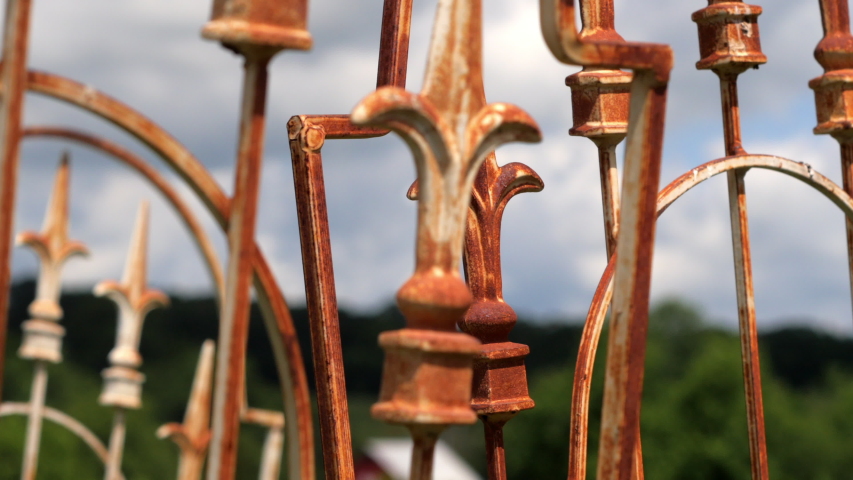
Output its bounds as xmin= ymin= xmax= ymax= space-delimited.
xmin=0 ymin=0 xmax=852 ymax=479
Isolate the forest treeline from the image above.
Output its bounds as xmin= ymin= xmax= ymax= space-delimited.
xmin=1 ymin=280 xmax=853 ymax=478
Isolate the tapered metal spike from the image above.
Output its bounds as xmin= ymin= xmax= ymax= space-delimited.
xmin=95 ymin=201 xmax=169 ymax=371
xmin=157 ymin=340 xmax=215 ymax=480
xmin=16 ymin=153 xmax=88 ymax=323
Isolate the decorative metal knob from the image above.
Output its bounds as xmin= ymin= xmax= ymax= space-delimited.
xmin=692 ymin=0 xmax=767 ymax=74
xmin=202 ymin=0 xmax=312 ymax=54
xmin=565 ymin=69 xmax=632 ymax=143
xmin=564 ymin=0 xmax=631 ymax=145
xmin=810 ymin=0 xmax=853 ymax=140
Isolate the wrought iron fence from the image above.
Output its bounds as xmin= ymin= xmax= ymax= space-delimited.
xmin=0 ymin=0 xmax=851 ymax=479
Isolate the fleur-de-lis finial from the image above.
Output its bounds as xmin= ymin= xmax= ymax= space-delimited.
xmin=351 ymin=0 xmax=540 ymax=477
xmin=97 ymin=201 xmax=169 ymax=480
xmin=17 ymin=154 xmax=88 ymax=363
xmin=462 ymin=154 xmax=542 ymax=341
xmin=463 ymin=154 xmax=541 ymax=480
xmin=17 ymin=153 xmax=88 ymax=322
xmin=352 ymin=0 xmax=540 ymax=328
xmin=95 ymin=201 xmax=169 ymax=373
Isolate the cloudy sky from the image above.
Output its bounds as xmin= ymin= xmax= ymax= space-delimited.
xmin=7 ymin=0 xmax=853 ymax=334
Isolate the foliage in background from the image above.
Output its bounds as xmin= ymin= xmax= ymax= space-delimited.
xmin=2 ymin=282 xmax=853 ymax=479
xmin=504 ymin=301 xmax=853 ymax=480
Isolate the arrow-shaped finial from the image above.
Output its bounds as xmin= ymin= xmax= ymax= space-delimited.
xmin=95 ymin=201 xmax=169 ymax=369
xmin=17 ymin=153 xmax=88 ymax=322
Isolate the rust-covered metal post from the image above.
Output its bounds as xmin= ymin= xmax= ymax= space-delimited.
xmin=0 ymin=0 xmax=35 ymax=404
xmin=16 ymin=155 xmax=88 ymax=480
xmin=562 ymin=3 xmax=638 ymax=476
xmin=692 ymin=2 xmax=770 ymax=478
xmin=201 ymin=1 xmax=311 ymax=478
xmin=95 ymin=202 xmax=169 ymax=480
xmin=351 ymin=0 xmax=540 ymax=477
xmin=540 ymin=0 xmax=673 ymax=478
xmin=284 ymin=2 xmax=413 ymax=477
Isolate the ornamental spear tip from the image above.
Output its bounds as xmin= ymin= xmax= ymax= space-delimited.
xmin=16 ymin=153 xmax=88 ymax=321
xmin=95 ymin=201 xmax=169 ymax=368
xmin=157 ymin=340 xmax=215 ymax=478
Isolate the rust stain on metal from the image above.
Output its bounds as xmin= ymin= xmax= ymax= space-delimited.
xmin=287 ymin=115 xmax=356 ymax=480
xmin=280 ymin=2 xmax=415 ymax=478
xmin=20 ymin=90 xmax=315 ymax=479
xmin=16 ymin=155 xmax=88 ymax=362
xmin=566 ymin=67 xmax=631 ymax=258
xmin=0 ymin=0 xmax=34 ymax=404
xmin=377 ymin=0 xmax=413 ymax=89
xmin=13 ymin=85 xmax=315 ymax=479
xmin=95 ymin=202 xmax=169 ymax=384
xmin=22 ymin=127 xmax=225 ymax=297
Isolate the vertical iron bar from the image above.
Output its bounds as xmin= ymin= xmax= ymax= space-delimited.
xmin=596 ymin=71 xmax=667 ymax=480
xmin=20 ymin=360 xmax=47 ymax=480
xmin=818 ymin=0 xmax=850 ymax=37
xmin=726 ymin=168 xmax=769 ymax=480
xmin=568 ymin=259 xmax=614 ymax=480
xmin=104 ymin=408 xmax=127 ymax=480
xmin=719 ymin=74 xmax=746 ymax=157
xmin=483 ymin=418 xmax=508 ymax=480
xmin=596 ymin=141 xmax=621 ymax=262
xmin=813 ymin=0 xmax=853 ymax=326
xmin=840 ymin=143 xmax=853 ymax=317
xmin=409 ymin=429 xmax=439 ymax=480
xmin=208 ymin=54 xmax=272 ymax=480
xmin=257 ymin=426 xmax=284 ymax=480
xmin=287 ymin=117 xmax=355 ymax=480
xmin=0 ymin=0 xmax=34 ymax=402
xmin=377 ymin=0 xmax=413 ymax=89
xmin=718 ymin=72 xmax=769 ymax=480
